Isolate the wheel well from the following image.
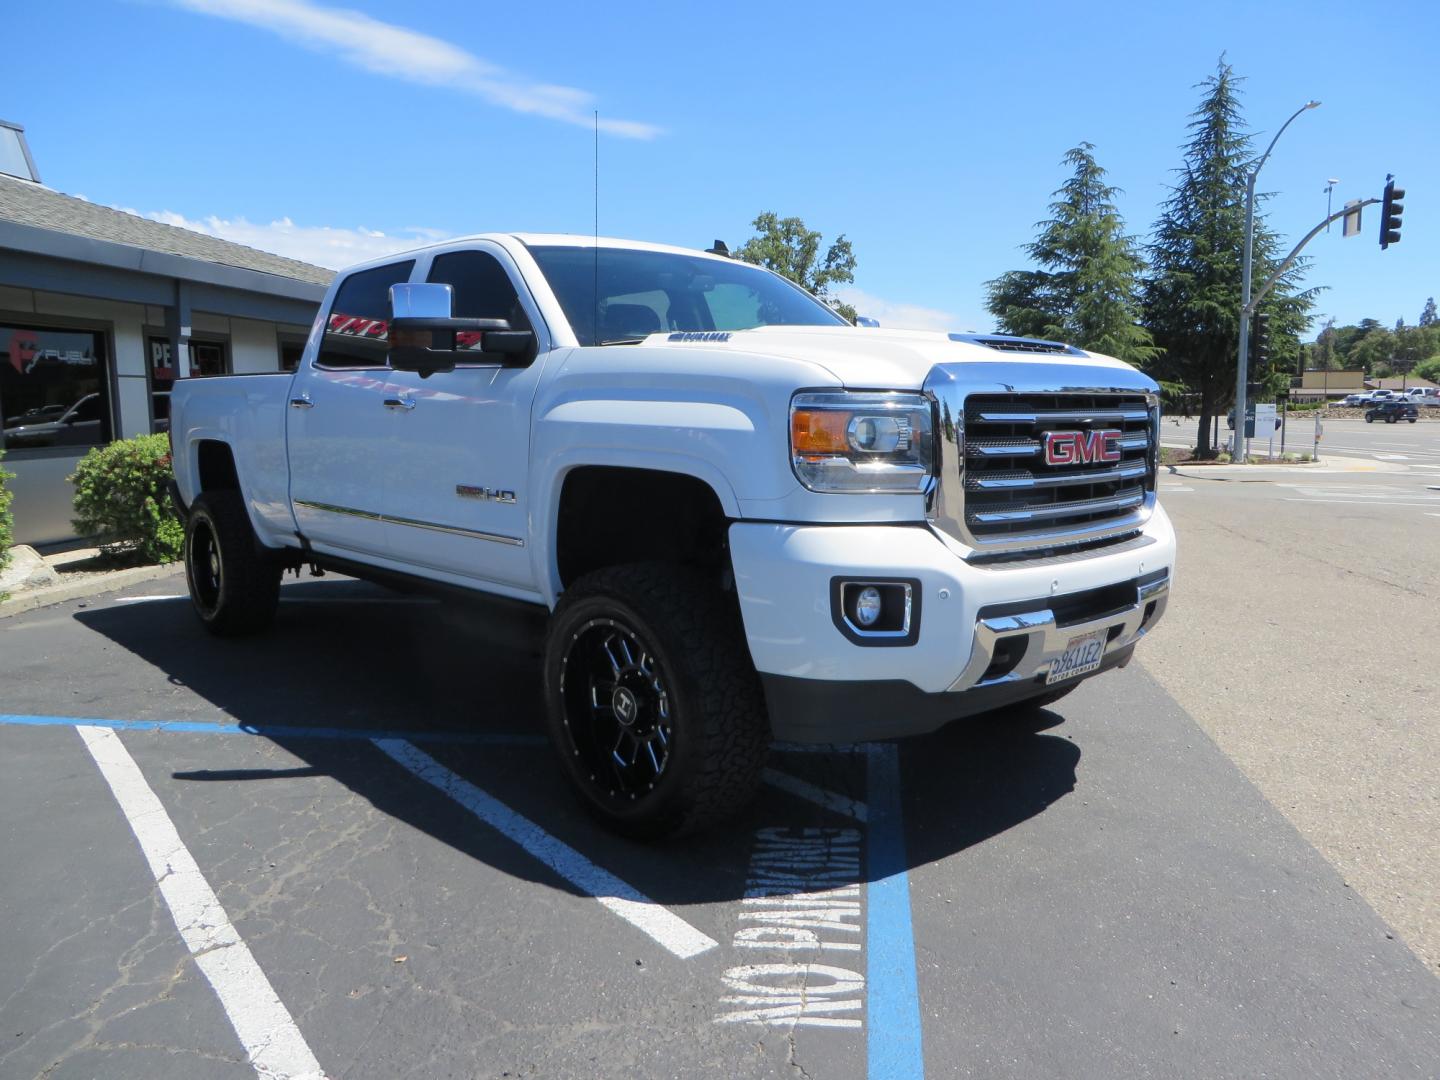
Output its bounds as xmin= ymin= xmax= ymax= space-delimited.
xmin=556 ymin=467 xmax=730 ymax=590
xmin=196 ymin=440 xmax=240 ymax=493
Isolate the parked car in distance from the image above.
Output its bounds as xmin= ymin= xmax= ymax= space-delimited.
xmin=1365 ymin=401 xmax=1419 ymax=423
xmin=0 ymin=393 xmax=104 ymax=447
xmin=1338 ymin=394 xmax=1368 ymax=407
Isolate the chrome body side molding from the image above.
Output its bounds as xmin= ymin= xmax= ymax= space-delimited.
xmin=294 ymin=499 xmax=525 ymax=547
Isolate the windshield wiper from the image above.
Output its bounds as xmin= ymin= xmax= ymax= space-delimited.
xmin=596 ymin=337 xmax=647 ymax=346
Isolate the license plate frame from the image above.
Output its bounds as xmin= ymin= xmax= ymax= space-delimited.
xmin=1045 ymin=629 xmax=1108 ymax=685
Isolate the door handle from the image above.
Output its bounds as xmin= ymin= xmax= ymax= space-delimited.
xmin=289 ymin=396 xmax=314 ymax=409
xmin=383 ymin=397 xmax=416 ymax=411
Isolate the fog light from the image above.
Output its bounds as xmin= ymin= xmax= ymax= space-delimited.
xmin=854 ymin=586 xmax=883 ymax=627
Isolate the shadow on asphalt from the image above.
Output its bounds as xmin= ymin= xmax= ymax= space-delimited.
xmin=74 ymin=578 xmax=1081 ymax=905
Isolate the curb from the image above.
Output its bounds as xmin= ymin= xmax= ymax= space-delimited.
xmin=1158 ymin=443 xmax=1410 ymax=475
xmin=0 ymin=562 xmax=185 ymax=620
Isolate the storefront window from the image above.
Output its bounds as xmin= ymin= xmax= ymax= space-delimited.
xmin=0 ymin=324 xmax=113 ymax=453
xmin=148 ymin=334 xmax=230 ymax=428
xmin=148 ymin=337 xmax=230 ymax=384
xmin=279 ymin=339 xmax=306 ymax=372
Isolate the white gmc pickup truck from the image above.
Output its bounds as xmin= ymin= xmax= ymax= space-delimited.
xmin=169 ymin=234 xmax=1174 ymax=835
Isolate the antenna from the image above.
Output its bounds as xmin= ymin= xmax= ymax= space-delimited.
xmin=593 ymin=110 xmax=599 ymax=346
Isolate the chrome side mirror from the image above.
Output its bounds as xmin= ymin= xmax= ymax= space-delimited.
xmin=387 ymin=282 xmax=537 ymax=375
xmin=390 ymin=282 xmax=454 ymax=319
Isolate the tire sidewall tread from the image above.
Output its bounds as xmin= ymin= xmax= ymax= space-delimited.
xmin=185 ymin=490 xmax=281 ymax=637
xmin=543 ymin=563 xmax=768 ymax=838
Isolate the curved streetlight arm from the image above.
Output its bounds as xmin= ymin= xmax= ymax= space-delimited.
xmin=1248 ymin=101 xmax=1322 ymax=187
xmin=1233 ymin=99 xmax=1319 ymax=462
xmin=1245 ymin=198 xmax=1379 ymax=318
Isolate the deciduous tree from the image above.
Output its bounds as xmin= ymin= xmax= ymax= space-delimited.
xmin=737 ymin=213 xmax=858 ymax=322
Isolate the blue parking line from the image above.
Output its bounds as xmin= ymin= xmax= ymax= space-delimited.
xmin=867 ymin=743 xmax=925 ymax=1078
xmin=0 ymin=713 xmax=546 ymax=745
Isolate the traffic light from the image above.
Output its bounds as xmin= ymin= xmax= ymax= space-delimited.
xmin=1380 ymin=175 xmax=1404 ymax=249
xmin=1252 ymin=312 xmax=1271 ymax=366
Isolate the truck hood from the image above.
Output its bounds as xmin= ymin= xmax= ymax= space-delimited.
xmin=636 ymin=325 xmax=1147 ymax=389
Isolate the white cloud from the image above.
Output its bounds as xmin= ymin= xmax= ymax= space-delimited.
xmin=137 ymin=209 xmax=452 ymax=269
xmin=833 ymin=286 xmax=963 ymax=332
xmin=171 ymin=0 xmax=660 ymax=139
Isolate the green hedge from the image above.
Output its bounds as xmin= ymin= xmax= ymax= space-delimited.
xmin=0 ymin=449 xmax=13 ymax=577
xmin=69 ymin=434 xmax=184 ymax=563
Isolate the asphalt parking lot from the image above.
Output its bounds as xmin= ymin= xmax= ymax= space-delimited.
xmin=3 ymin=573 xmax=1439 ymax=1080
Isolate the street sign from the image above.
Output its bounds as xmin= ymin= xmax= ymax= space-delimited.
xmin=1342 ymin=200 xmax=1362 ymax=238
xmin=1255 ymin=403 xmax=1277 ymax=458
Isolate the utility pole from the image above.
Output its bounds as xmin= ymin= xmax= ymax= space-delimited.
xmin=1234 ymin=100 xmax=1320 ymax=463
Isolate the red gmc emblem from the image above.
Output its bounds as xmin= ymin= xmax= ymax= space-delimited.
xmin=1043 ymin=429 xmax=1122 ymax=466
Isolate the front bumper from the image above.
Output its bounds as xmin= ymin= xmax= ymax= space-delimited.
xmin=729 ymin=506 xmax=1175 ymax=742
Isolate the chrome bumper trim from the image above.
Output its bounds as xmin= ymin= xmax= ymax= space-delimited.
xmin=947 ymin=572 xmax=1170 ymax=692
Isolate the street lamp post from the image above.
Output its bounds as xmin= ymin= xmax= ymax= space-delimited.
xmin=1233 ymin=100 xmax=1320 ymax=462
xmin=1324 ymin=178 xmax=1340 ymax=232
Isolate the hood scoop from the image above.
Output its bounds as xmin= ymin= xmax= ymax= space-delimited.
xmin=949 ymin=333 xmax=1087 ymax=357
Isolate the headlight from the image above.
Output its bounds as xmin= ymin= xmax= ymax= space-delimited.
xmin=790 ymin=390 xmax=935 ymax=493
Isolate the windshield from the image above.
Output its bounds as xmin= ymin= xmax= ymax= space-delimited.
xmin=525 ymin=245 xmax=848 ymax=346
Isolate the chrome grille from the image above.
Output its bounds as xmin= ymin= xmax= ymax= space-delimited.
xmin=959 ymin=392 xmax=1155 ymax=549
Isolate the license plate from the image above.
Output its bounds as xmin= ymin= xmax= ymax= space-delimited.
xmin=1045 ymin=629 xmax=1107 ymax=685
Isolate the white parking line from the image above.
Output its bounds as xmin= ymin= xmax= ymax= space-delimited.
xmin=373 ymin=738 xmax=718 ymax=959
xmin=762 ymin=768 xmax=869 ymax=821
xmin=76 ymin=726 xmax=324 ymax=1080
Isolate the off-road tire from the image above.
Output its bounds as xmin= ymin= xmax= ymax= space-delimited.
xmin=184 ymin=490 xmax=281 ymax=636
xmin=543 ymin=563 xmax=769 ymax=838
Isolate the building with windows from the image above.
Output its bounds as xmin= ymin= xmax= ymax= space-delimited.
xmin=0 ymin=118 xmax=332 ymax=545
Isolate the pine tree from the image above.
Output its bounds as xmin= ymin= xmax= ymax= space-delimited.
xmin=1420 ymin=297 xmax=1437 ymax=327
xmin=985 ymin=144 xmax=1157 ymax=364
xmin=1142 ymin=59 xmax=1317 ymax=456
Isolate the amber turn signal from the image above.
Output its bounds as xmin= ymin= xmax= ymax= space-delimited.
xmin=791 ymin=409 xmax=850 ymax=454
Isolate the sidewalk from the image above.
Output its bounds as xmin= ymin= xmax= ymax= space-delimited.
xmin=0 ymin=545 xmax=183 ymax=619
xmin=1159 ymin=438 xmax=1413 ymax=476
xmin=1159 ymin=454 xmax=1412 ymax=477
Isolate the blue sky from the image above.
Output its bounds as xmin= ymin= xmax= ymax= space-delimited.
xmin=7 ymin=0 xmax=1437 ymax=337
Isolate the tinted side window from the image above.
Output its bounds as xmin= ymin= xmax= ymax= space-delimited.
xmin=428 ymin=251 xmax=531 ymax=330
xmin=318 ymin=260 xmax=416 ymax=369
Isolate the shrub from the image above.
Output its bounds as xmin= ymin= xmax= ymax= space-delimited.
xmin=69 ymin=434 xmax=184 ymax=563
xmin=0 ymin=449 xmax=13 ymax=577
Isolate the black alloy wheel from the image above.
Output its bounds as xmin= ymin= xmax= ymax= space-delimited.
xmin=543 ymin=564 xmax=769 ymax=838
xmin=559 ymin=617 xmax=674 ymax=801
xmin=184 ymin=490 xmax=281 ymax=636
xmin=188 ymin=513 xmax=224 ymax=614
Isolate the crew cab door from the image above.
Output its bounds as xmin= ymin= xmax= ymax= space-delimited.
xmin=379 ymin=244 xmax=548 ymax=593
xmin=286 ymin=258 xmax=417 ymax=560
